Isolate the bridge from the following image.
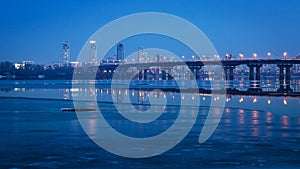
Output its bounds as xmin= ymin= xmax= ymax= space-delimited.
xmin=73 ymin=59 xmax=300 ymax=94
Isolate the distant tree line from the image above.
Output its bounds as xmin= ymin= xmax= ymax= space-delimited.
xmin=0 ymin=61 xmax=73 ymax=80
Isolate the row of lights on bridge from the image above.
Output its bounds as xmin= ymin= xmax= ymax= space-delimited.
xmin=177 ymin=51 xmax=290 ymax=61
xmin=122 ymin=52 xmax=290 ymax=63
xmin=226 ymin=51 xmax=289 ymax=60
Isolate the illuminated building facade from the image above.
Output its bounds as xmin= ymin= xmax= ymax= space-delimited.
xmin=62 ymin=41 xmax=70 ymax=64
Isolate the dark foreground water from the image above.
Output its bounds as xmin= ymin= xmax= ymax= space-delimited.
xmin=0 ymin=80 xmax=300 ymax=169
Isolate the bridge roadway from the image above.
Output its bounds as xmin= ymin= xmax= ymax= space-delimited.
xmin=97 ymin=59 xmax=300 ymax=82
xmin=99 ymin=59 xmax=300 ymax=68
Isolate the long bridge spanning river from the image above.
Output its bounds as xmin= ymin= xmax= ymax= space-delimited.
xmin=72 ymin=59 xmax=300 ymax=97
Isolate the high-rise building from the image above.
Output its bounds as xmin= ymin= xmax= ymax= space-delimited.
xmin=117 ymin=43 xmax=124 ymax=61
xmin=62 ymin=41 xmax=70 ymax=64
xmin=89 ymin=40 xmax=97 ymax=65
xmin=137 ymin=48 xmax=147 ymax=63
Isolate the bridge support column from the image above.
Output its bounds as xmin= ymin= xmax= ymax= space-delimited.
xmin=196 ymin=67 xmax=201 ymax=80
xmin=286 ymin=65 xmax=292 ymax=83
xmin=224 ymin=67 xmax=228 ymax=80
xmin=192 ymin=68 xmax=196 ymax=80
xmin=247 ymin=64 xmax=262 ymax=90
xmin=255 ymin=66 xmax=261 ymax=80
xmin=247 ymin=64 xmax=262 ymax=81
xmin=224 ymin=66 xmax=235 ymax=80
xmin=278 ymin=65 xmax=285 ymax=92
xmin=279 ymin=66 xmax=284 ymax=82
xmin=249 ymin=66 xmax=254 ymax=80
xmin=229 ymin=67 xmax=235 ymax=80
xmin=191 ymin=67 xmax=200 ymax=80
xmin=162 ymin=67 xmax=167 ymax=80
xmin=277 ymin=64 xmax=293 ymax=92
xmin=144 ymin=69 xmax=148 ymax=80
xmin=138 ymin=67 xmax=144 ymax=80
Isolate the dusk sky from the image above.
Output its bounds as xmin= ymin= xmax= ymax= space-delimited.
xmin=0 ymin=0 xmax=300 ymax=64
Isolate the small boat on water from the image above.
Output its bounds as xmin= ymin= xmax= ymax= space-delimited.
xmin=61 ymin=108 xmax=96 ymax=112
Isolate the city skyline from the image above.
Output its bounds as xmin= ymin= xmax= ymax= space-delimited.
xmin=1 ymin=0 xmax=300 ymax=64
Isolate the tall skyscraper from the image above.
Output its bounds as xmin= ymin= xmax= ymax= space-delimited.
xmin=117 ymin=43 xmax=124 ymax=61
xmin=62 ymin=41 xmax=70 ymax=64
xmin=89 ymin=40 xmax=97 ymax=65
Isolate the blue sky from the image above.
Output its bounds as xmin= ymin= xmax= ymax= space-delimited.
xmin=0 ymin=0 xmax=300 ymax=64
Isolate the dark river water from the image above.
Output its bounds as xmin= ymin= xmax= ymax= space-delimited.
xmin=0 ymin=79 xmax=300 ymax=169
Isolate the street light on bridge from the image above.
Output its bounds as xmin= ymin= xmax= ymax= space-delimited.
xmin=239 ymin=53 xmax=244 ymax=60
xmin=214 ymin=54 xmax=220 ymax=60
xmin=267 ymin=52 xmax=271 ymax=59
xmin=253 ymin=53 xmax=258 ymax=60
xmin=225 ymin=53 xmax=231 ymax=60
xmin=283 ymin=51 xmax=288 ymax=60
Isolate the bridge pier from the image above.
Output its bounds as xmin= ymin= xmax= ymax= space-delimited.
xmin=277 ymin=64 xmax=293 ymax=92
xmin=279 ymin=66 xmax=284 ymax=82
xmin=192 ymin=68 xmax=196 ymax=80
xmin=162 ymin=67 xmax=167 ymax=80
xmin=249 ymin=66 xmax=254 ymax=80
xmin=224 ymin=66 xmax=236 ymax=80
xmin=256 ymin=66 xmax=261 ymax=80
xmin=144 ymin=69 xmax=148 ymax=80
xmin=247 ymin=64 xmax=262 ymax=90
xmin=229 ymin=67 xmax=235 ymax=80
xmin=196 ymin=67 xmax=201 ymax=80
xmin=286 ymin=65 xmax=291 ymax=83
xmin=137 ymin=67 xmax=146 ymax=80
xmin=190 ymin=67 xmax=202 ymax=80
xmin=105 ymin=69 xmax=109 ymax=80
xmin=247 ymin=64 xmax=262 ymax=81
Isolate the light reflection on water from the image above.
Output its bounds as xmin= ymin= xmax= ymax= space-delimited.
xmin=1 ymin=80 xmax=300 ymax=129
xmin=0 ymin=80 xmax=300 ymax=168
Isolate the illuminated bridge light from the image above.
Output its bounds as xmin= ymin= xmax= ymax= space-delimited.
xmin=283 ymin=51 xmax=288 ymax=59
xmin=267 ymin=52 xmax=271 ymax=59
xmin=253 ymin=53 xmax=258 ymax=59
